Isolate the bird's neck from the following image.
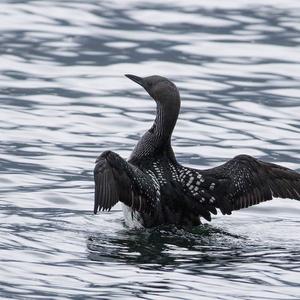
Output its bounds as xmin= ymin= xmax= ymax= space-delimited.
xmin=129 ymin=97 xmax=180 ymax=164
xmin=152 ymin=101 xmax=180 ymax=146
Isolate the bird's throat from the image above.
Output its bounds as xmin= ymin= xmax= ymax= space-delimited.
xmin=152 ymin=101 xmax=180 ymax=146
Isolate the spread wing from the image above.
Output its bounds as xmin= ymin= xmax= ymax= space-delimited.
xmin=94 ymin=151 xmax=159 ymax=214
xmin=207 ymin=154 xmax=300 ymax=214
xmin=178 ymin=154 xmax=300 ymax=219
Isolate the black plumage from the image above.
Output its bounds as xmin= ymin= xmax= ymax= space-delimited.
xmin=93 ymin=74 xmax=300 ymax=227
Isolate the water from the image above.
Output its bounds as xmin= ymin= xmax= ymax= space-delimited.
xmin=1 ymin=0 xmax=300 ymax=299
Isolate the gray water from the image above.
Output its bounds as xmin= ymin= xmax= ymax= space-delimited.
xmin=1 ymin=0 xmax=300 ymax=299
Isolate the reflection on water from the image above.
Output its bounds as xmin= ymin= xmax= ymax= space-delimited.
xmin=87 ymin=225 xmax=246 ymax=266
xmin=0 ymin=0 xmax=300 ymax=299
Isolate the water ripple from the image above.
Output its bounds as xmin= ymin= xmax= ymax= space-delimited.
xmin=0 ymin=0 xmax=300 ymax=299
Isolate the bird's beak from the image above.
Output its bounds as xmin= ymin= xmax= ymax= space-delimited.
xmin=125 ymin=74 xmax=145 ymax=87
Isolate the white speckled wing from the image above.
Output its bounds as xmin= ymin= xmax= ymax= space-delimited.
xmin=204 ymin=154 xmax=300 ymax=214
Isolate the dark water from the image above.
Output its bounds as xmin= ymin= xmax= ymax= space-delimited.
xmin=1 ymin=0 xmax=300 ymax=299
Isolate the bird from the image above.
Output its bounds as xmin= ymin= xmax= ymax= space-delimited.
xmin=93 ymin=74 xmax=300 ymax=228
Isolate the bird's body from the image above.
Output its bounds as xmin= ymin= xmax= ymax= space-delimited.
xmin=94 ymin=75 xmax=300 ymax=228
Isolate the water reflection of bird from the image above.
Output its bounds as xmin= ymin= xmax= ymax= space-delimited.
xmin=87 ymin=225 xmax=243 ymax=266
xmin=93 ymin=75 xmax=300 ymax=228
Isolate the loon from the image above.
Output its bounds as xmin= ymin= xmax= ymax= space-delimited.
xmin=94 ymin=75 xmax=300 ymax=228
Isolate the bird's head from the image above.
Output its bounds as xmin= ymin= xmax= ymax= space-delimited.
xmin=125 ymin=74 xmax=180 ymax=105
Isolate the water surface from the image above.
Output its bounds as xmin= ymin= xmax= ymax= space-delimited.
xmin=1 ymin=0 xmax=300 ymax=299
